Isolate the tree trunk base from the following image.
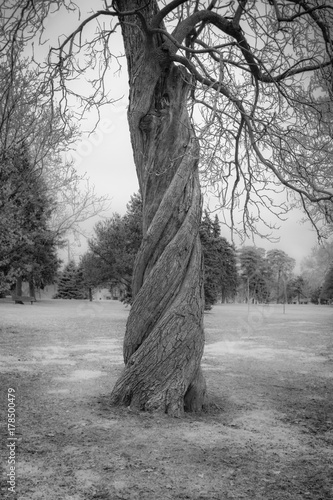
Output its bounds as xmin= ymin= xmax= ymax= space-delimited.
xmin=110 ymin=232 xmax=206 ymax=417
xmin=184 ymin=367 xmax=207 ymax=412
xmin=111 ymin=365 xmax=206 ymax=417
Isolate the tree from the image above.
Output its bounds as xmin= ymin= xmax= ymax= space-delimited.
xmin=5 ymin=1 xmax=333 ymax=414
xmin=89 ymin=214 xmax=132 ymax=281
xmin=86 ymin=193 xmax=143 ymax=300
xmin=123 ymin=193 xmax=143 ymax=260
xmin=320 ymin=265 xmax=333 ymax=303
xmin=0 ymin=143 xmax=61 ymax=295
xmin=266 ymin=249 xmax=295 ymax=303
xmin=200 ymin=212 xmax=221 ymax=309
xmin=287 ymin=275 xmax=306 ymax=304
xmin=217 ymin=237 xmax=238 ymax=304
xmin=27 ymin=234 xmax=61 ymax=296
xmin=238 ymin=246 xmax=270 ymax=303
xmin=80 ymin=251 xmax=108 ymax=301
xmin=301 ymin=241 xmax=333 ymax=297
xmin=200 ymin=212 xmax=237 ymax=308
xmin=54 ymin=260 xmax=87 ymax=299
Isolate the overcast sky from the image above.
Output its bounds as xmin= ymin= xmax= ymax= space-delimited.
xmin=44 ymin=3 xmax=320 ymax=271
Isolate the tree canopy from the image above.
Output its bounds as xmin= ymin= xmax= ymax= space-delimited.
xmin=2 ymin=0 xmax=332 ymax=237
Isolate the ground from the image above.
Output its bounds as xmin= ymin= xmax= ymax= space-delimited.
xmin=0 ymin=299 xmax=332 ymax=500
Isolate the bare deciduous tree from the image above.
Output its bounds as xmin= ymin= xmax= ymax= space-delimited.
xmin=3 ymin=0 xmax=333 ymax=415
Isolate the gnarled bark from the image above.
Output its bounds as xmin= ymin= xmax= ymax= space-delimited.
xmin=110 ymin=1 xmax=206 ymax=416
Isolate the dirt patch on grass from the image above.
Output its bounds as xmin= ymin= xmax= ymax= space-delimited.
xmin=0 ymin=300 xmax=333 ymax=499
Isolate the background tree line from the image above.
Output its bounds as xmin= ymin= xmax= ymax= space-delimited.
xmin=54 ymin=193 xmax=333 ymax=307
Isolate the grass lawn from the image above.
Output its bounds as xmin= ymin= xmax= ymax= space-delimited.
xmin=0 ymin=299 xmax=332 ymax=499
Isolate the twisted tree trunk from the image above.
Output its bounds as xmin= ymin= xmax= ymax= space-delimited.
xmin=110 ymin=1 xmax=206 ymax=416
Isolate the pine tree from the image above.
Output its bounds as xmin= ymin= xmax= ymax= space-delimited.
xmin=54 ymin=261 xmax=87 ymax=299
xmin=218 ymin=238 xmax=238 ymax=303
xmin=0 ymin=144 xmax=60 ymax=295
xmin=200 ymin=212 xmax=237 ymax=309
xmin=200 ymin=212 xmax=219 ymax=309
xmin=239 ymin=247 xmax=270 ymax=303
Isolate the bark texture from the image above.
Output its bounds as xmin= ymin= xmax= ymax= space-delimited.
xmin=110 ymin=1 xmax=206 ymax=416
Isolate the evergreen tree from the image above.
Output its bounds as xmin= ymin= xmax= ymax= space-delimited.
xmin=200 ymin=212 xmax=220 ymax=309
xmin=218 ymin=238 xmax=238 ymax=304
xmin=54 ymin=261 xmax=87 ymax=299
xmin=239 ymin=247 xmax=270 ymax=303
xmin=212 ymin=215 xmax=221 ymax=238
xmin=200 ymin=212 xmax=237 ymax=309
xmin=123 ymin=192 xmax=143 ymax=254
xmin=0 ymin=144 xmax=60 ymax=295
